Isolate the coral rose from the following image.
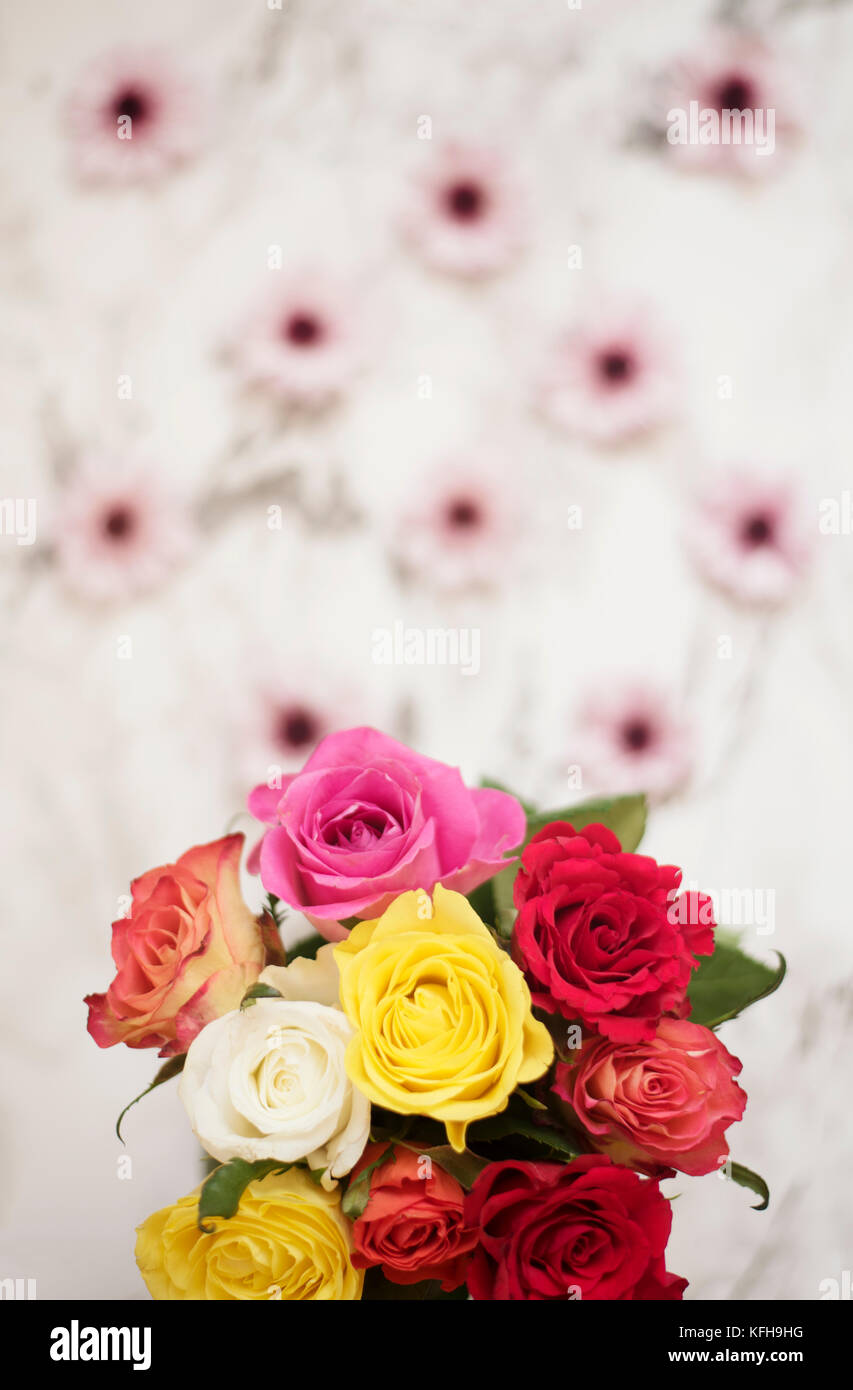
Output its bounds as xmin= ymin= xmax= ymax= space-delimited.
xmin=554 ymin=1017 xmax=746 ymax=1177
xmin=85 ymin=834 xmax=265 ymax=1057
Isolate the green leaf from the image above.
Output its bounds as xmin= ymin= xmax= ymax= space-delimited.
xmin=465 ymin=877 xmax=497 ymax=926
xmin=239 ymin=982 xmax=283 ymax=1009
xmin=115 ymin=1054 xmax=185 ymax=1144
xmin=517 ymin=1087 xmax=548 ymax=1111
xmin=471 ymin=793 xmax=648 ymax=937
xmin=489 ymin=860 xmax=518 ymax=938
xmin=284 ymin=932 xmax=327 ymax=962
xmin=394 ymin=1142 xmax=489 ymax=1190
xmin=468 ymin=1111 xmax=581 ymax=1158
xmin=688 ymin=933 xmax=786 ymax=1028
xmin=361 ymin=1269 xmax=468 ymax=1300
xmin=524 ymin=793 xmax=647 ymax=854
xmin=265 ymin=892 xmax=282 ymax=918
xmin=727 ymin=1161 xmax=770 ymax=1211
xmin=198 ymin=1158 xmax=291 ymax=1232
xmin=341 ymin=1145 xmax=396 ymax=1220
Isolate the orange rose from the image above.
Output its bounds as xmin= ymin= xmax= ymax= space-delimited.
xmin=350 ymin=1143 xmax=476 ymax=1290
xmin=85 ymin=834 xmax=266 ymax=1057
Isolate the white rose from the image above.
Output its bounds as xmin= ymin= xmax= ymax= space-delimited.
xmin=179 ymin=945 xmax=369 ymax=1188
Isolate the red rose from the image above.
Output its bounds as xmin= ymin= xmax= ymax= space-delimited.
xmin=511 ymin=821 xmax=714 ymax=1041
xmin=465 ymin=1155 xmax=687 ymax=1301
xmin=554 ymin=1018 xmax=747 ymax=1177
xmin=350 ymin=1143 xmax=477 ymax=1291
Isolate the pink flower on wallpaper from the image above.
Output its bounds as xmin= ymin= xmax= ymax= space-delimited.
xmin=402 ymin=143 xmax=526 ymax=277
xmin=687 ymin=468 xmax=812 ymax=606
xmin=54 ymin=455 xmax=194 ymax=601
xmin=237 ymin=685 xmax=339 ymax=789
xmin=663 ymin=31 xmax=797 ymax=176
xmin=539 ymin=302 xmax=678 ymax=444
xmin=68 ymin=48 xmax=203 ymax=183
xmin=392 ymin=458 xmax=520 ymax=592
xmin=232 ymin=272 xmax=364 ymax=407
xmin=572 ymin=682 xmax=693 ymax=802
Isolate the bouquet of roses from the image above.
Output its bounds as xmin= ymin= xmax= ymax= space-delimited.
xmin=85 ymin=727 xmax=783 ymax=1300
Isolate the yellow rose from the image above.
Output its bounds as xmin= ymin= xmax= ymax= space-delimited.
xmin=334 ymin=885 xmax=554 ymax=1152
xmin=135 ymin=1169 xmax=363 ymax=1300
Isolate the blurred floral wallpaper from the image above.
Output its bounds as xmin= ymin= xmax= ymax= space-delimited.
xmin=1 ymin=0 xmax=852 ymax=1300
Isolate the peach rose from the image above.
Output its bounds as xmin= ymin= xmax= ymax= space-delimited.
xmin=85 ymin=834 xmax=266 ymax=1057
xmin=554 ymin=1017 xmax=746 ymax=1177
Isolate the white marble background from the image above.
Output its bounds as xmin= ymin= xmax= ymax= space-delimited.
xmin=0 ymin=0 xmax=851 ymax=1300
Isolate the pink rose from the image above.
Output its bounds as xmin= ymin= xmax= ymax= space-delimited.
xmin=247 ymin=727 xmax=525 ymax=939
xmin=554 ymin=1018 xmax=747 ymax=1177
xmin=85 ymin=835 xmax=266 ymax=1057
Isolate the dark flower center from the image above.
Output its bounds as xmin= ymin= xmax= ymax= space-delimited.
xmin=445 ymin=497 xmax=482 ymax=530
xmin=112 ymin=87 xmax=150 ymax=124
xmin=716 ymin=75 xmax=754 ymax=112
xmin=598 ymin=349 xmax=635 ymax=385
xmin=571 ymin=1233 xmax=591 ymax=1260
xmin=102 ymin=505 xmax=136 ymax=541
xmin=621 ymin=719 xmax=653 ymax=752
xmin=276 ymin=706 xmax=320 ymax=749
xmin=592 ymin=917 xmax=622 ymax=953
xmin=741 ymin=513 xmax=773 ymax=547
xmin=284 ymin=314 xmax=322 ymax=347
xmin=445 ymin=181 xmax=485 ymax=221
